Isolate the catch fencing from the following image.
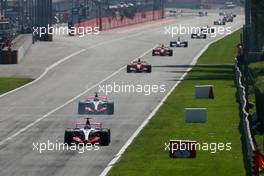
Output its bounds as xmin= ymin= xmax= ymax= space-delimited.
xmin=235 ymin=60 xmax=256 ymax=176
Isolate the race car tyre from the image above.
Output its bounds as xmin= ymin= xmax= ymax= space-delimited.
xmin=107 ymin=103 xmax=114 ymax=115
xmin=170 ymin=42 xmax=174 ymax=47
xmin=99 ymin=129 xmax=111 ymax=146
xmin=78 ymin=102 xmax=90 ymax=114
xmin=127 ymin=65 xmax=132 ymax=73
xmin=184 ymin=42 xmax=188 ymax=47
xmin=146 ymin=65 xmax=152 ymax=73
xmin=169 ymin=50 xmax=173 ymax=56
xmin=203 ymin=35 xmax=207 ymax=39
xmin=214 ymin=22 xmax=217 ymax=25
xmin=152 ymin=50 xmax=156 ymax=56
xmin=191 ymin=34 xmax=195 ymax=38
xmin=64 ymin=130 xmax=74 ymax=145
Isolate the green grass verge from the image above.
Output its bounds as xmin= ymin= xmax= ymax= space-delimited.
xmin=0 ymin=78 xmax=33 ymax=95
xmin=255 ymin=135 xmax=264 ymax=151
xmin=108 ymin=30 xmax=246 ymax=176
xmin=198 ymin=30 xmax=240 ymax=65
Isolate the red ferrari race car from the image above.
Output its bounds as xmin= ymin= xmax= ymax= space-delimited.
xmin=127 ymin=58 xmax=152 ymax=73
xmin=78 ymin=93 xmax=114 ymax=115
xmin=64 ymin=117 xmax=111 ymax=146
xmin=152 ymin=45 xmax=173 ymax=56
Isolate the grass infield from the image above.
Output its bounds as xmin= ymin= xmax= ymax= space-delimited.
xmin=0 ymin=78 xmax=33 ymax=95
xmin=109 ymin=30 xmax=246 ymax=176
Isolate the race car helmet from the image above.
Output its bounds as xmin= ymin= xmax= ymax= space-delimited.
xmin=86 ymin=119 xmax=91 ymax=125
xmin=94 ymin=93 xmax=99 ymax=101
xmin=84 ymin=125 xmax=91 ymax=129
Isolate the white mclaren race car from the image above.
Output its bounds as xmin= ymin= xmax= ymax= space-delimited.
xmin=78 ymin=93 xmax=114 ymax=115
xmin=64 ymin=117 xmax=110 ymax=146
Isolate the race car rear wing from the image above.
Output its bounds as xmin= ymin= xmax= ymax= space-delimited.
xmin=75 ymin=121 xmax=102 ymax=129
xmin=75 ymin=121 xmax=86 ymax=126
xmin=90 ymin=122 xmax=101 ymax=125
xmin=84 ymin=95 xmax=108 ymax=99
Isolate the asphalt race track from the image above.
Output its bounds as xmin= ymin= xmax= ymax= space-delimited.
xmin=0 ymin=12 xmax=244 ymax=176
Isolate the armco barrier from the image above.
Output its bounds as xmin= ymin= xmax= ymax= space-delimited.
xmin=74 ymin=9 xmax=164 ymax=31
xmin=0 ymin=34 xmax=32 ymax=64
xmin=13 ymin=34 xmax=32 ymax=63
xmin=235 ymin=59 xmax=256 ymax=176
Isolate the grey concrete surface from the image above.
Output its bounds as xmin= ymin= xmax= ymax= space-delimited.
xmin=12 ymin=34 xmax=33 ymax=63
xmin=0 ymin=12 xmax=244 ymax=176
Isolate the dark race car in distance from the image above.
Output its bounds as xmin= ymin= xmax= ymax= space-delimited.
xmin=231 ymin=13 xmax=237 ymax=18
xmin=170 ymin=37 xmax=188 ymax=47
xmin=152 ymin=45 xmax=173 ymax=56
xmin=198 ymin=11 xmax=208 ymax=16
xmin=219 ymin=12 xmax=226 ymax=16
xmin=200 ymin=26 xmax=215 ymax=34
xmin=219 ymin=12 xmax=236 ymax=18
xmin=223 ymin=15 xmax=234 ymax=22
xmin=64 ymin=117 xmax=110 ymax=146
xmin=191 ymin=32 xmax=207 ymax=39
xmin=127 ymin=59 xmax=151 ymax=73
xmin=214 ymin=19 xmax=226 ymax=25
xmin=78 ymin=93 xmax=114 ymax=115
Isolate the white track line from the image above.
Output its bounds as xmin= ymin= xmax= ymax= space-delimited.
xmin=0 ymin=46 xmax=156 ymax=146
xmin=0 ymin=15 xmax=215 ymax=100
xmin=0 ymin=16 xmax=203 ymax=145
xmin=99 ymin=26 xmax=242 ymax=176
xmin=0 ymin=25 xmax=163 ymax=100
xmin=0 ymin=15 xmax=211 ymax=100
